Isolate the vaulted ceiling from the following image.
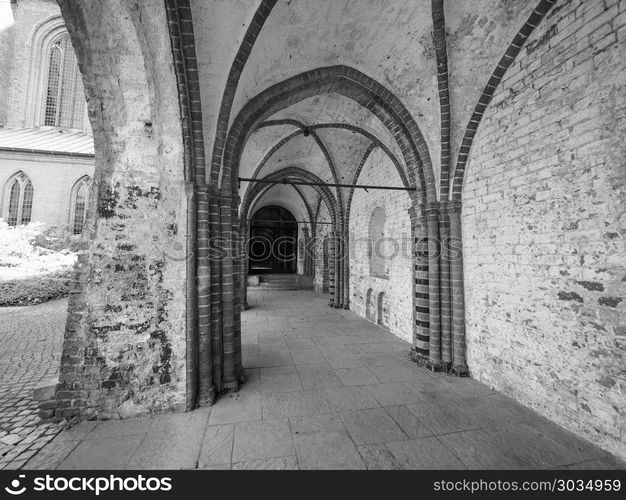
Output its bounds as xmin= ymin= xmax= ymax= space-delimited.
xmin=190 ymin=0 xmax=541 ymax=222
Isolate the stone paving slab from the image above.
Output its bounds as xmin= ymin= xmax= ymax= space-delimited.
xmin=0 ymin=299 xmax=67 ymax=469
xmin=23 ymin=290 xmax=626 ymax=470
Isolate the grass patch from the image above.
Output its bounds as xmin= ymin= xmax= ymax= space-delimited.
xmin=0 ymin=221 xmax=81 ymax=306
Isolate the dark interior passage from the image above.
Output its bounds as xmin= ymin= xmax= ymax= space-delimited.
xmin=248 ymin=205 xmax=298 ymax=274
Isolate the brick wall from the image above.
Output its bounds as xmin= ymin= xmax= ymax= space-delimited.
xmin=313 ymin=200 xmax=332 ymax=293
xmin=0 ymin=153 xmax=94 ymax=226
xmin=349 ymin=148 xmax=413 ymax=343
xmin=463 ymin=0 xmax=625 ymax=458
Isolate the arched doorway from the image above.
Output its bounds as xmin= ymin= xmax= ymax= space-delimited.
xmin=248 ymin=205 xmax=298 ymax=274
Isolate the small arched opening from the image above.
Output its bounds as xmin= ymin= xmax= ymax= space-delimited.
xmin=377 ymin=292 xmax=389 ymax=329
xmin=368 ymin=206 xmax=388 ymax=279
xmin=365 ymin=288 xmax=376 ymax=322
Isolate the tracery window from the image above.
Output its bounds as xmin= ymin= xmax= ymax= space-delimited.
xmin=42 ymin=33 xmax=85 ymax=129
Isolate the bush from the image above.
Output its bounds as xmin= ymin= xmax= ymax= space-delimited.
xmin=0 ymin=221 xmax=79 ymax=306
xmin=0 ymin=270 xmax=73 ymax=306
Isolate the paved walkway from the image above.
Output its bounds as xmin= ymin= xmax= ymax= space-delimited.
xmin=25 ymin=290 xmax=623 ymax=470
xmin=0 ymin=299 xmax=66 ymax=469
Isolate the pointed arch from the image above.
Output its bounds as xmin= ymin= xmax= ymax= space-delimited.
xmin=68 ymin=174 xmax=92 ymax=234
xmin=221 ymin=65 xmax=434 ymax=203
xmin=3 ymin=171 xmax=34 ymax=226
xmin=21 ymin=15 xmax=86 ymax=129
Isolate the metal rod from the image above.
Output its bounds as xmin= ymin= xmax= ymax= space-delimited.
xmin=238 ymin=177 xmax=415 ymax=191
xmin=245 ymin=219 xmax=333 ymax=225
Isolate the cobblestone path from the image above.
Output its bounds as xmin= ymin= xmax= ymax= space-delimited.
xmin=0 ymin=299 xmax=67 ymax=469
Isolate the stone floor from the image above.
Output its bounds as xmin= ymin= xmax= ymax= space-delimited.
xmin=0 ymin=299 xmax=66 ymax=470
xmin=23 ymin=290 xmax=624 ymax=470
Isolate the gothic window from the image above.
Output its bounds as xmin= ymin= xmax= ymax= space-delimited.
xmin=69 ymin=175 xmax=92 ymax=234
xmin=42 ymin=33 xmax=85 ymax=129
xmin=5 ymin=172 xmax=34 ymax=226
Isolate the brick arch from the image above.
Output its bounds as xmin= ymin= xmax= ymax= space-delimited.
xmin=244 ymin=118 xmax=411 ymax=237
xmin=242 ymin=128 xmax=347 ymax=220
xmin=239 ymin=167 xmax=343 ymax=309
xmin=220 ymin=65 xmax=435 ymax=203
xmin=245 ymin=185 xmax=316 ymax=280
xmin=243 ymin=127 xmax=344 ymax=212
xmin=450 ymin=0 xmax=557 ymax=200
xmin=255 ymin=119 xmax=408 ymax=189
xmin=241 ymin=167 xmax=341 ymax=230
xmin=208 ymin=0 xmax=279 ymax=186
xmin=224 ymin=67 xmax=432 ymax=313
xmin=246 ymin=183 xmax=316 ymax=233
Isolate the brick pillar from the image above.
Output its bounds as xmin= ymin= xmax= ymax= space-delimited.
xmin=231 ymin=203 xmax=245 ymax=383
xmin=302 ymin=226 xmax=311 ymax=276
xmin=335 ymin=230 xmax=343 ymax=308
xmin=241 ymin=222 xmax=249 ymax=310
xmin=439 ymin=200 xmax=452 ymax=370
xmin=448 ymin=200 xmax=469 ymax=376
xmin=185 ymin=182 xmax=197 ymax=411
xmin=426 ymin=201 xmax=442 ymax=370
xmin=342 ymin=225 xmax=350 ymax=308
xmin=196 ymin=186 xmax=214 ymax=406
xmin=328 ymin=232 xmax=336 ymax=307
xmin=409 ymin=203 xmax=430 ymax=363
xmin=220 ymin=197 xmax=237 ymax=391
xmin=208 ymin=195 xmax=222 ymax=395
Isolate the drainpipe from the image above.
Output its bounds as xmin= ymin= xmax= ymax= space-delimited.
xmin=449 ymin=200 xmax=469 ymax=375
xmin=185 ymin=181 xmax=197 ymax=411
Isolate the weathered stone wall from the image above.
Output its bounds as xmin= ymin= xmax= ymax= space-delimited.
xmin=463 ymin=0 xmax=625 ymax=458
xmin=350 ymin=148 xmax=413 ymax=343
xmin=55 ymin=0 xmax=188 ymax=420
xmin=313 ymin=200 xmax=332 ymax=294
